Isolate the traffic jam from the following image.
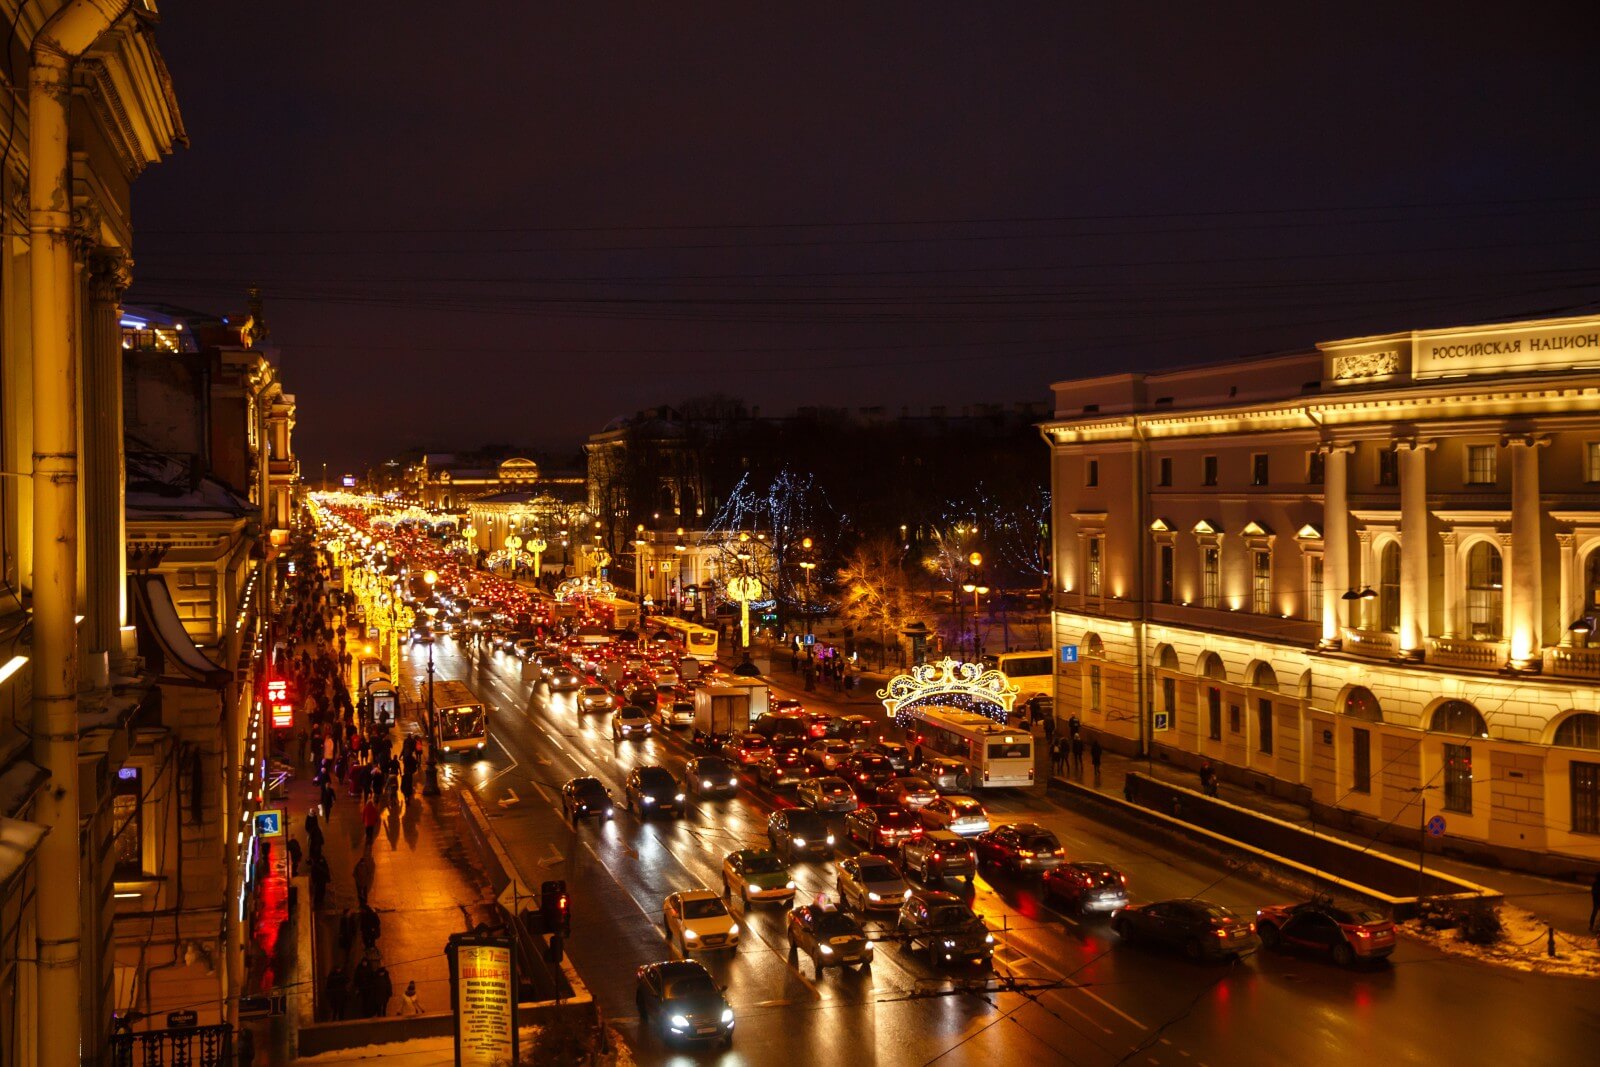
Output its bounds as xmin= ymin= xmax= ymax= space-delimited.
xmin=310 ymin=496 xmax=1400 ymax=1053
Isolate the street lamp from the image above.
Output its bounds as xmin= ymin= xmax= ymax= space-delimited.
xmin=633 ymin=524 xmax=648 ymax=601
xmin=505 ymin=533 xmax=523 ymax=577
xmin=422 ymin=568 xmax=441 ymax=795
xmin=799 ymin=536 xmax=816 ymax=637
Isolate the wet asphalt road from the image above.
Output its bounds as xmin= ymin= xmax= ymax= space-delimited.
xmin=416 ymin=637 xmax=1600 ymax=1067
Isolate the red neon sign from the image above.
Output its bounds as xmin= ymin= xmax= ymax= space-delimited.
xmin=266 ymin=678 xmax=294 ymax=729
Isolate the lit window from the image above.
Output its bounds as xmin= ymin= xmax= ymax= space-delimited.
xmin=1251 ymin=454 xmax=1269 ymax=486
xmin=1573 ymin=762 xmax=1600 ymax=834
xmin=1443 ymin=743 xmax=1474 ymax=814
xmin=1086 ymin=537 xmax=1103 ymax=598
xmin=1202 ymin=547 xmax=1220 ymax=609
xmin=1587 ymin=443 xmax=1600 ymax=484
xmin=113 ymin=768 xmax=143 ymax=879
xmin=1465 ymin=543 xmax=1503 ymax=640
xmin=1252 ymin=550 xmax=1271 ymax=613
xmin=1307 ymin=557 xmax=1324 ymax=622
xmin=1466 ymin=445 xmax=1497 ymax=486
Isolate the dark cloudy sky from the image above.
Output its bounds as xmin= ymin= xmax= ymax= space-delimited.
xmin=130 ymin=3 xmax=1600 ymax=471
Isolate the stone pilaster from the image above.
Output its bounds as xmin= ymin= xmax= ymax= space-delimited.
xmin=1504 ymin=434 xmax=1549 ymax=665
xmin=1397 ymin=439 xmax=1434 ymax=655
xmin=1320 ymin=443 xmax=1354 ymax=646
xmin=82 ymin=253 xmax=132 ymax=659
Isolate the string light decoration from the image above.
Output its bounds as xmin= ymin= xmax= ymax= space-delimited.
xmin=878 ymin=657 xmax=1020 ymax=727
xmin=555 ymin=576 xmax=615 ymax=602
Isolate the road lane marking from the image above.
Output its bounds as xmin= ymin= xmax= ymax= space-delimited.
xmin=992 ymin=929 xmax=1148 ymax=1030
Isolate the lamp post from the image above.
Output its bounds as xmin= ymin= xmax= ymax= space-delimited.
xmin=799 ymin=536 xmax=816 ymax=637
xmin=528 ymin=531 xmax=547 ymax=580
xmin=633 ymin=524 xmax=648 ymax=601
xmin=422 ymin=568 xmax=441 ymax=796
xmin=505 ymin=533 xmax=523 ymax=578
xmin=729 ymin=531 xmax=761 ymax=649
xmin=961 ymin=579 xmax=990 ymax=661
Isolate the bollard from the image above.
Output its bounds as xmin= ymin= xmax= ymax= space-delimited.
xmin=1548 ymin=924 xmax=1557 ymax=958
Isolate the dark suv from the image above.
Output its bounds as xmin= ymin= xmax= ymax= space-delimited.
xmin=900 ymin=830 xmax=976 ymax=883
xmin=625 ymin=766 xmax=686 ymax=819
xmin=767 ymin=808 xmax=835 ymax=861
xmin=786 ymin=903 xmax=873 ymax=979
xmin=896 ymin=891 xmax=994 ymax=967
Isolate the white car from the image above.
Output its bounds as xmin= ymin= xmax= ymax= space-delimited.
xmin=919 ymin=795 xmax=991 ymax=837
xmin=613 ymin=705 xmax=654 ymax=740
xmin=663 ymin=890 xmax=740 ymax=953
xmin=580 ymin=685 xmax=617 ymax=711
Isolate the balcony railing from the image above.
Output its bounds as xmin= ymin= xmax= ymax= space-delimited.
xmin=1342 ymin=628 xmax=1398 ymax=659
xmin=1548 ymin=645 xmax=1600 ymax=680
xmin=111 ymin=1025 xmax=232 ymax=1067
xmin=1426 ymin=636 xmax=1508 ymax=671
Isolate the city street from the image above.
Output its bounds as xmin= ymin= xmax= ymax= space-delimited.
xmin=414 ymin=636 xmax=1600 ymax=1066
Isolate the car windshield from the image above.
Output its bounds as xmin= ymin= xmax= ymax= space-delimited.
xmin=1332 ymin=907 xmax=1386 ymax=925
xmin=1081 ymin=868 xmax=1121 ymax=887
xmin=695 ymin=758 xmax=734 ymax=775
xmin=741 ymin=736 xmax=769 ymax=748
xmin=786 ymin=812 xmax=826 ymax=833
xmin=819 ymin=778 xmax=850 ymax=792
xmin=573 ymin=780 xmax=605 ymax=797
xmin=953 ymin=799 xmax=983 ymax=813
xmin=927 ymin=905 xmax=974 ymax=928
xmin=881 ymin=810 xmax=918 ymax=826
xmin=638 ymin=769 xmax=675 ymax=788
xmin=812 ymin=911 xmax=858 ymax=936
xmin=1199 ymin=904 xmax=1237 ymax=920
xmin=743 ymin=853 xmax=786 ymax=874
xmin=664 ymin=974 xmax=717 ymax=999
xmin=681 ymin=897 xmax=728 ymax=919
xmin=583 ymin=687 xmax=607 ymax=696
xmin=1018 ymin=833 xmax=1059 ymax=851
xmin=857 ymin=860 xmax=900 ymax=882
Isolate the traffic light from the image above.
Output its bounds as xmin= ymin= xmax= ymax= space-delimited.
xmin=540 ymin=880 xmax=570 ymax=936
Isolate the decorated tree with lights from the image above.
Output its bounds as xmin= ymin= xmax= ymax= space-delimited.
xmin=835 ymin=535 xmax=918 ymax=668
xmin=703 ymin=468 xmax=841 ymax=636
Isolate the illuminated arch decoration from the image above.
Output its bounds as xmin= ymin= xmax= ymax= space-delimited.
xmin=485 ymin=547 xmax=535 ymax=573
xmin=877 ymin=658 xmax=1020 ymax=727
xmin=556 ymin=576 xmax=615 ymax=602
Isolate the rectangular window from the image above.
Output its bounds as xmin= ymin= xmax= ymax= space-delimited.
xmin=1466 ymin=445 xmax=1497 ymax=485
xmin=1586 ymin=443 xmax=1600 ymax=484
xmin=1573 ymin=762 xmax=1600 ymax=834
xmin=1252 ymin=549 xmax=1271 ymax=613
xmin=1443 ymin=743 xmax=1474 ymax=814
xmin=1228 ymin=703 xmax=1242 ymax=734
xmin=1085 ymin=458 xmax=1099 ymax=487
xmin=113 ymin=767 xmax=143 ymax=879
xmin=1308 ymin=557 xmax=1324 ymax=622
xmin=1085 ymin=537 xmax=1103 ymax=598
xmin=1201 ymin=547 xmax=1220 ymax=609
xmin=1251 ymin=454 xmax=1269 ymax=486
xmin=1257 ymin=698 xmax=1274 ymax=755
xmin=1158 ymin=457 xmax=1172 ymax=487
xmin=1158 ymin=545 xmax=1174 ymax=604
xmin=1351 ymin=729 xmax=1372 ymax=793
xmin=1378 ymin=449 xmax=1399 ymax=486
xmin=1307 ymin=450 xmax=1325 ymax=485
xmin=1207 ymin=688 xmax=1222 ymax=740
xmin=1203 ymin=455 xmax=1218 ymax=486
xmin=1162 ymin=676 xmax=1176 ymax=714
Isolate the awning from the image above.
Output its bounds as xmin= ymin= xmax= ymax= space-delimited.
xmin=131 ymin=573 xmax=232 ymax=688
xmin=0 ymin=816 xmax=48 ymax=892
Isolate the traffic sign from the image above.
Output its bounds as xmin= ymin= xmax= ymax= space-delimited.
xmin=1153 ymin=711 xmax=1172 ymax=732
xmin=1060 ymin=645 xmax=1079 ymax=664
xmin=254 ymin=809 xmax=284 ymax=838
xmin=497 ymin=878 xmax=538 ymax=915
xmin=1427 ymin=815 xmax=1447 ymax=838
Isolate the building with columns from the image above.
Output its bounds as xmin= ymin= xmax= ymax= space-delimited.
xmin=1045 ymin=313 xmax=1600 ymax=870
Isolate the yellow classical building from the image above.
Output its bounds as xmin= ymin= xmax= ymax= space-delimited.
xmin=1045 ymin=313 xmax=1600 ymax=870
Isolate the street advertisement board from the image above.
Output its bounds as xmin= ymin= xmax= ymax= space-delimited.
xmin=448 ymin=934 xmax=518 ymax=1066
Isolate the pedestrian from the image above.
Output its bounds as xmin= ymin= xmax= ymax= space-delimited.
xmin=369 ymin=964 xmax=393 ymax=1017
xmin=351 ymin=956 xmax=376 ymax=1018
xmin=1042 ymin=708 xmax=1056 ymax=744
xmin=1090 ymin=738 xmax=1103 ymax=786
xmin=338 ymin=908 xmax=358 ymax=954
xmin=1072 ymin=736 xmax=1085 ymax=775
xmin=1051 ymin=738 xmax=1064 ymax=775
xmin=286 ymin=836 xmax=302 ymax=877
xmin=309 ymin=854 xmax=331 ymax=911
xmin=323 ymin=964 xmax=349 ymax=1021
xmin=305 ymin=811 xmax=324 ymax=860
xmin=1199 ymin=758 xmax=1218 ymax=798
xmin=361 ymin=798 xmax=381 ymax=848
xmin=359 ymin=903 xmax=382 ymax=949
xmin=397 ymin=980 xmax=424 ymax=1016
xmin=320 ymin=780 xmax=336 ymax=820
xmin=354 ymin=852 xmax=376 ymax=907
xmin=1067 ymin=713 xmax=1081 ymax=743
xmin=1590 ymin=872 xmax=1600 ymax=932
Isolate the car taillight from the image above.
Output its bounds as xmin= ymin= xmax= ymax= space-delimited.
xmin=1052 ymin=849 xmax=1064 ymax=857
xmin=1355 ymin=929 xmax=1371 ymax=938
xmin=1119 ymin=873 xmax=1128 ymax=885
xmin=932 ymin=852 xmax=942 ymax=861
xmin=1215 ymin=928 xmax=1229 ymax=938
xmin=1018 ymin=849 xmax=1035 ymax=858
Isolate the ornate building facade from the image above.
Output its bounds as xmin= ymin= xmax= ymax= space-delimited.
xmin=1045 ymin=313 xmax=1600 ymax=870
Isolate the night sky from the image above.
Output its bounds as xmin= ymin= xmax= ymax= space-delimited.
xmin=130 ymin=4 xmax=1600 ymax=471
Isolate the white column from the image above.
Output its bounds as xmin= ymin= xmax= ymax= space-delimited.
xmin=1321 ymin=444 xmax=1353 ymax=645
xmin=1505 ymin=435 xmax=1548 ymax=665
xmin=1397 ymin=440 xmax=1433 ymax=655
xmin=1440 ymin=531 xmax=1459 ymax=638
xmin=1557 ymin=533 xmax=1576 ymax=645
xmin=1357 ymin=530 xmax=1375 ymax=630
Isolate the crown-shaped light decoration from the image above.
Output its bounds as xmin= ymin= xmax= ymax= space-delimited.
xmin=555 ymin=576 xmax=616 ymax=602
xmin=878 ymin=657 xmax=1020 ymax=727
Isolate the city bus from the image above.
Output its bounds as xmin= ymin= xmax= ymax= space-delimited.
xmin=596 ymin=596 xmax=641 ymax=632
xmin=983 ymin=650 xmax=1054 ymax=701
xmin=903 ymin=706 xmax=1034 ymax=788
xmin=646 ymin=615 xmax=720 ymax=661
xmin=427 ymin=679 xmax=488 ymax=757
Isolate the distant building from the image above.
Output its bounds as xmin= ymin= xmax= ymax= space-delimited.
xmin=407 ymin=452 xmax=583 ymax=509
xmin=1044 ymin=312 xmax=1600 ymax=868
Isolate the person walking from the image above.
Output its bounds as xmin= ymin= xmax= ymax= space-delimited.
xmin=1090 ymin=738 xmax=1103 ymax=786
xmin=1071 ymin=735 xmax=1085 ymax=776
xmin=359 ymin=903 xmax=382 ymax=950
xmin=361 ymin=798 xmax=381 ymax=849
xmin=309 ymin=853 xmax=331 ymax=912
xmin=286 ymin=836 xmax=302 ymax=877
xmin=1199 ymin=758 xmax=1218 ymax=798
xmin=368 ymin=964 xmax=393 ymax=1017
xmin=320 ymin=779 xmax=336 ymax=821
xmin=324 ymin=964 xmax=350 ymax=1021
xmin=1042 ymin=708 xmax=1056 ymax=745
xmin=1067 ymin=713 xmax=1081 ymax=744
xmin=1051 ymin=738 xmax=1066 ymax=776
xmin=397 ymin=980 xmax=424 ymax=1016
xmin=353 ymin=852 xmax=376 ymax=908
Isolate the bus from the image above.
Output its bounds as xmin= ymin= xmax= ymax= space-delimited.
xmin=904 ymin=706 xmax=1034 ymax=788
xmin=984 ymin=650 xmax=1054 ymax=701
xmin=596 ymin=597 xmax=641 ymax=632
xmin=427 ymin=679 xmax=488 ymax=757
xmin=646 ymin=615 xmax=720 ymax=661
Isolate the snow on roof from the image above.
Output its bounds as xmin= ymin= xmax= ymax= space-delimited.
xmin=0 ymin=758 xmax=47 ymax=819
xmin=134 ymin=574 xmax=230 ymax=684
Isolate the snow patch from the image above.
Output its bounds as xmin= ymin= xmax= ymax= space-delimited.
xmin=1402 ymin=904 xmax=1600 ymax=978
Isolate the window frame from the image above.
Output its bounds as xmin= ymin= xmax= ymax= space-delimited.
xmin=1307 ymin=450 xmax=1325 ymax=485
xmin=1351 ymin=727 xmax=1372 ymax=793
xmin=1377 ymin=449 xmax=1399 ymax=487
xmin=112 ymin=766 xmax=145 ymax=880
xmin=1464 ymin=542 xmax=1504 ymax=641
xmin=1202 ymin=455 xmax=1218 ymax=487
xmin=1251 ymin=549 xmax=1271 ymax=614
xmin=1206 ymin=686 xmax=1222 ymax=741
xmin=1158 ymin=543 xmax=1174 ymax=604
xmin=1085 ymin=536 xmax=1103 ymax=598
xmin=1158 ymin=457 xmax=1172 ymax=487
xmin=1442 ymin=742 xmax=1474 ymax=814
xmin=1572 ymin=761 xmax=1600 ymax=835
xmin=1256 ymin=698 xmax=1274 ymax=755
xmin=1465 ymin=444 xmax=1497 ymax=486
xmin=1251 ymin=453 xmax=1269 ymax=487
xmin=1085 ymin=457 xmax=1099 ymax=488
xmin=1586 ymin=442 xmax=1600 ymax=485
xmin=1201 ymin=546 xmax=1220 ymax=609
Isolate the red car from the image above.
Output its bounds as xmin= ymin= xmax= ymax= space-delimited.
xmin=721 ymin=732 xmax=772 ymax=767
xmin=846 ymin=805 xmax=925 ymax=850
xmin=1255 ymin=900 xmax=1396 ymax=965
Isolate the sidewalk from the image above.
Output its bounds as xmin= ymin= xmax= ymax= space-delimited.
xmin=1055 ymin=744 xmax=1600 ymax=944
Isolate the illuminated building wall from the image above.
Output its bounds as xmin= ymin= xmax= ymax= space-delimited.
xmin=1045 ymin=313 xmax=1600 ymax=865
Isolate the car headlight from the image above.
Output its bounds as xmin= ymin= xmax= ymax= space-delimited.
xmin=820 ymin=944 xmax=834 ymax=955
xmin=720 ymin=1007 xmax=734 ymax=1024
xmin=642 ymin=796 xmax=654 ymax=804
xmin=868 ymin=891 xmax=881 ymax=901
xmin=943 ymin=940 xmax=957 ymax=948
xmin=786 ymin=880 xmax=797 ymax=889
xmin=826 ymin=834 xmax=836 ymax=845
xmin=728 ymin=778 xmax=738 ymax=787
xmin=904 ymin=889 xmax=913 ymax=899
xmin=671 ymin=1014 xmax=690 ymax=1029
xmin=684 ymin=929 xmax=699 ymax=939
xmin=605 ymin=807 xmax=614 ymax=817
xmin=729 ymin=923 xmax=739 ymax=935
xmin=792 ymin=837 xmax=806 ymax=847
xmin=702 ymin=780 xmax=713 ymax=789
xmin=675 ymin=793 xmax=686 ymax=801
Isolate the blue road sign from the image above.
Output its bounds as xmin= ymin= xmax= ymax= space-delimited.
xmin=255 ymin=809 xmax=284 ymax=838
xmin=1427 ymin=814 xmax=1447 ymax=838
xmin=1060 ymin=645 xmax=1079 ymax=664
xmin=1153 ymin=711 xmax=1171 ymax=732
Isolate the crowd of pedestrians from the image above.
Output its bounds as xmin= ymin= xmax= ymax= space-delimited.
xmin=1050 ymin=713 xmax=1102 ymax=786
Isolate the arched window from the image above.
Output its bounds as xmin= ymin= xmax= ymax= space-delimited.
xmin=1155 ymin=645 xmax=1179 ymax=714
xmin=1430 ymin=700 xmax=1488 ymax=738
xmin=1342 ymin=687 xmax=1383 ymax=722
xmin=1465 ymin=543 xmax=1504 ymax=641
xmin=1553 ymin=713 xmax=1600 ymax=750
xmin=1378 ymin=543 xmax=1401 ymax=633
xmin=1157 ymin=645 xmax=1180 ymax=671
xmin=1250 ymin=662 xmax=1279 ymax=691
xmin=1199 ymin=652 xmax=1227 ymax=681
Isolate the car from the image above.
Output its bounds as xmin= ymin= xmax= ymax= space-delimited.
xmin=918 ymin=795 xmax=991 ymax=837
xmin=896 ymin=890 xmax=994 ymax=967
xmin=865 ymin=740 xmax=911 ymax=773
xmin=1255 ymin=899 xmax=1397 ymax=965
xmin=802 ymin=712 xmax=834 ymax=739
xmin=844 ymin=753 xmax=896 ymax=791
xmin=846 ymin=805 xmax=925 ymax=851
xmin=537 ymin=654 xmax=564 ymax=677
xmin=560 ymin=776 xmax=615 ymax=821
xmin=756 ymin=753 xmax=805 ymax=789
xmin=625 ymin=766 xmax=686 ymax=818
xmin=829 ymin=714 xmax=875 ymax=748
xmin=1042 ymin=863 xmax=1129 ymax=914
xmin=877 ymin=777 xmax=939 ymax=809
xmin=653 ymin=667 xmax=681 ymax=686
xmin=628 ymin=685 xmax=658 ymax=709
xmin=721 ymin=732 xmax=772 ymax=767
xmin=1112 ymin=899 xmax=1260 ymax=962
xmin=580 ymin=684 xmax=617 ymax=711
xmin=786 ymin=902 xmax=873 ymax=979
xmin=767 ymin=808 xmax=836 ymax=861
xmin=721 ymin=848 xmax=798 ymax=906
xmin=770 ymin=698 xmax=806 ymax=716
xmin=514 ymin=638 xmax=540 ymax=659
xmin=804 ymin=739 xmax=855 ymax=773
xmin=664 ymin=699 xmax=697 ymax=728
xmin=635 ymin=960 xmax=734 ymax=1047
xmin=548 ymin=667 xmax=582 ymax=691
xmin=836 ymin=854 xmax=912 ymax=913
xmin=613 ymin=705 xmax=654 ymax=740
xmin=797 ymin=776 xmax=859 ymax=813
xmin=685 ymin=756 xmax=740 ymax=798
xmin=663 ymin=890 xmax=740 ymax=954
xmin=751 ymin=712 xmax=809 ymax=741
xmin=900 ymin=830 xmax=977 ymax=883
xmin=973 ymin=823 xmax=1065 ymax=875
xmin=917 ymin=757 xmax=973 ymax=793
